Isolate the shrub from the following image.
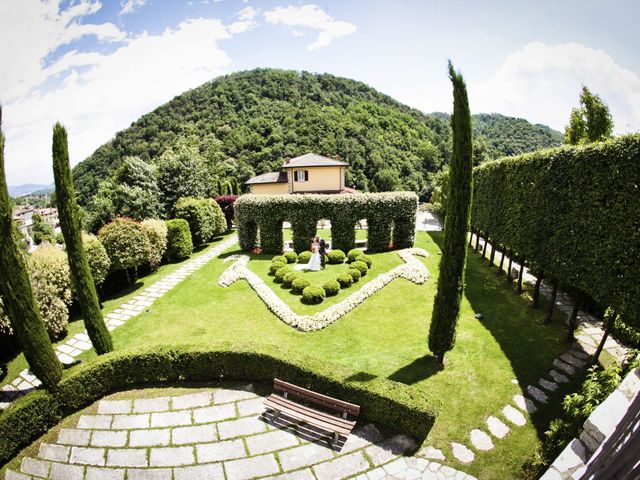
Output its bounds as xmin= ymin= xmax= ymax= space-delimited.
xmin=235 ymin=192 xmax=418 ymax=253
xmin=283 ymin=251 xmax=298 ymax=263
xmin=302 ymin=286 xmax=325 ymax=305
xmin=274 ymin=266 xmax=292 ymax=283
xmin=322 ymin=280 xmax=340 ymax=297
xmin=327 ymin=250 xmax=346 ymax=264
xmin=140 ymin=219 xmax=168 ymax=270
xmin=82 ymin=233 xmax=111 ymax=287
xmin=98 ymin=218 xmax=151 ymax=272
xmin=291 ymin=278 xmax=311 ymax=294
xmin=347 ymin=248 xmax=364 ymax=263
xmin=214 ymin=195 xmax=238 ymax=230
xmin=282 ymin=272 xmax=300 ymax=288
xmin=351 ymin=260 xmax=368 ymax=276
xmin=269 ymin=260 xmax=286 ymax=275
xmin=358 ymin=254 xmax=373 ymax=268
xmin=165 ymin=219 xmax=193 ymax=261
xmin=0 ymin=344 xmax=438 ymax=467
xmin=337 ymin=273 xmax=353 ymax=288
xmin=174 ymin=197 xmax=226 ymax=246
xmin=297 ymin=251 xmax=312 ymax=264
xmin=28 ymin=245 xmax=72 ymax=339
xmin=271 ymin=255 xmax=287 ymax=264
xmin=348 ymin=268 xmax=361 ymax=283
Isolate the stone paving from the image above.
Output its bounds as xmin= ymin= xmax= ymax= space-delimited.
xmin=0 ymin=235 xmax=240 ymax=412
xmin=3 ymin=385 xmax=476 ymax=480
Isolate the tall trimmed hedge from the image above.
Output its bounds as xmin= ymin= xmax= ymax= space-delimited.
xmin=174 ymin=197 xmax=226 ymax=246
xmin=0 ymin=344 xmax=438 ymax=467
xmin=165 ymin=219 xmax=193 ymax=261
xmin=471 ymin=134 xmax=640 ymax=326
xmin=235 ymin=192 xmax=418 ymax=254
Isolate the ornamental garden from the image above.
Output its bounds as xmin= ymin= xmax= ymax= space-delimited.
xmin=1 ymin=91 xmax=639 ymax=479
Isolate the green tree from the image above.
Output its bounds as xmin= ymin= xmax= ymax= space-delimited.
xmin=99 ymin=218 xmax=152 ymax=281
xmin=564 ymin=86 xmax=613 ymax=144
xmin=174 ymin=197 xmax=226 ymax=246
xmin=373 ymin=168 xmax=402 ymax=191
xmin=52 ymin=123 xmax=112 ymax=354
xmin=112 ymin=156 xmax=161 ymax=220
xmin=31 ymin=211 xmax=55 ymax=244
xmin=83 ymin=233 xmax=111 ymax=287
xmin=141 ymin=219 xmax=168 ymax=270
xmin=158 ymin=148 xmax=208 ymax=216
xmin=428 ymin=62 xmax=474 ymax=366
xmin=0 ymin=109 xmax=62 ymax=389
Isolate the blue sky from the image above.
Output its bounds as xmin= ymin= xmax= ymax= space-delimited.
xmin=1 ymin=0 xmax=639 ymax=185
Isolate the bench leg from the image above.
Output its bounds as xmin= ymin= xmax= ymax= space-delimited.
xmin=333 ymin=432 xmax=339 ymax=444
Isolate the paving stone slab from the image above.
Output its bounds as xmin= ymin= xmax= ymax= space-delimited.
xmin=342 ymin=424 xmax=384 ymax=453
xmin=313 ymin=451 xmax=369 ymax=480
xmin=173 ymin=464 xmax=225 ymax=480
xmin=224 ymin=453 xmax=280 ymax=480
xmin=237 ymin=397 xmax=266 ymax=417
xmin=450 ymin=443 xmax=475 ymax=464
xmin=91 ymin=430 xmax=128 ymax=447
xmin=151 ymin=410 xmax=192 ymax=428
xmin=266 ymin=468 xmax=315 ymax=479
xmin=539 ymin=378 xmax=558 ymax=392
xmin=106 ymin=448 xmax=148 ymax=467
xmin=416 ymin=446 xmax=446 ymax=461
xmin=469 ymin=429 xmax=494 ymax=451
xmin=560 ymin=353 xmax=586 ymax=368
xmin=133 ymin=397 xmax=170 ymax=413
xmin=58 ymin=429 xmax=92 ymax=447
xmin=365 ymin=434 xmax=417 ymax=466
xmin=4 ymin=470 xmax=30 ymax=480
xmin=278 ymin=442 xmax=335 ymax=471
xmin=39 ymin=443 xmax=70 ymax=462
xmin=69 ymin=447 xmax=106 ymax=466
xmin=78 ymin=415 xmax=112 ymax=429
xmin=49 ymin=462 xmax=84 ymax=480
xmin=130 ymin=428 xmax=171 ymax=447
xmin=245 ymin=429 xmax=299 ymax=455
xmin=549 ymin=370 xmax=570 ymax=383
xmin=171 ymin=392 xmax=212 ymax=410
xmin=196 ymin=439 xmax=246 ymax=463
xmin=553 ymin=359 xmax=576 ymax=375
xmin=127 ymin=468 xmax=172 ymax=480
xmin=527 ymin=385 xmax=549 ymax=403
xmin=568 ymin=349 xmax=590 ymax=360
xmin=112 ymin=413 xmax=150 ymax=429
xmin=218 ymin=416 xmax=266 ymax=439
xmin=85 ymin=467 xmax=125 ymax=480
xmin=212 ymin=385 xmax=256 ymax=404
xmin=150 ymin=446 xmax=195 ymax=466
xmin=21 ymin=457 xmax=50 ymax=477
xmin=502 ymin=405 xmax=527 ymax=426
xmin=486 ymin=416 xmax=510 ymax=439
xmin=172 ymin=424 xmax=217 ymax=445
xmin=193 ymin=404 xmax=236 ymax=423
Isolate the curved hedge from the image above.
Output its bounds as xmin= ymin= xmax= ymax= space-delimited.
xmin=235 ymin=193 xmax=418 ymax=254
xmin=0 ymin=344 xmax=438 ymax=466
xmin=471 ymin=134 xmax=640 ymax=325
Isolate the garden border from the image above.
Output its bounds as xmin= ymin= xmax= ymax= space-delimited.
xmin=0 ymin=343 xmax=439 ymax=467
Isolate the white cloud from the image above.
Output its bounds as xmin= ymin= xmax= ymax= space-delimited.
xmin=0 ymin=0 xmax=251 ymax=185
xmin=472 ymin=42 xmax=640 ymax=134
xmin=264 ymin=4 xmax=355 ymax=50
xmin=120 ymin=0 xmax=148 ymax=16
xmin=228 ymin=6 xmax=258 ymax=34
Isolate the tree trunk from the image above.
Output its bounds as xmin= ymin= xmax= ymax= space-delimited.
xmin=593 ymin=310 xmax=615 ymax=363
xmin=475 ymin=231 xmax=481 ymax=251
xmin=482 ymin=233 xmax=489 ymax=259
xmin=469 ymin=229 xmax=474 ymax=248
xmin=545 ymin=280 xmax=558 ymax=324
xmin=532 ymin=271 xmax=543 ymax=308
xmin=499 ymin=246 xmax=505 ymax=273
xmin=489 ymin=241 xmax=496 ymax=267
xmin=517 ymin=258 xmax=525 ymax=293
xmin=567 ymin=298 xmax=581 ymax=342
xmin=507 ymin=250 xmax=513 ymax=283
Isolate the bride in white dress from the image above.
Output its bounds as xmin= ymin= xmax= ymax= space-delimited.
xmin=306 ymin=239 xmax=322 ymax=271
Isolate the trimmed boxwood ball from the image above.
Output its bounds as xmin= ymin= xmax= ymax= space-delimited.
xmin=291 ymin=278 xmax=311 ymax=294
xmin=351 ymin=260 xmax=368 ymax=276
xmin=272 ymin=255 xmax=287 ymax=264
xmin=358 ymin=254 xmax=373 ymax=268
xmin=348 ymin=268 xmax=361 ymax=283
xmin=337 ymin=273 xmax=353 ymax=288
xmin=282 ymin=272 xmax=300 ymax=288
xmin=327 ymin=250 xmax=346 ymax=264
xmin=302 ymin=286 xmax=325 ymax=305
xmin=274 ymin=266 xmax=293 ymax=283
xmin=322 ymin=280 xmax=340 ymax=297
xmin=347 ymin=248 xmax=363 ymax=263
xmin=269 ymin=260 xmax=286 ymax=275
xmin=297 ymin=251 xmax=312 ymax=264
xmin=284 ymin=251 xmax=297 ymax=264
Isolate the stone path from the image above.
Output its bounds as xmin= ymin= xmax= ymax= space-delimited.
xmin=0 ymin=236 xmax=240 ymax=411
xmin=4 ymin=385 xmax=476 ymax=480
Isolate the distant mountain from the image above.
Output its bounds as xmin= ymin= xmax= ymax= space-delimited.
xmin=72 ymin=68 xmax=563 ymax=206
xmin=8 ymin=183 xmax=54 ymax=197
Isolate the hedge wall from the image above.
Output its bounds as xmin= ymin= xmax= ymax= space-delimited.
xmin=0 ymin=344 xmax=438 ymax=466
xmin=471 ymin=134 xmax=640 ymax=326
xmin=235 ymin=192 xmax=418 ymax=253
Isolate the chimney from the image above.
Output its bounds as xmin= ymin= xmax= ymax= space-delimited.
xmin=334 ymin=154 xmax=342 ymax=161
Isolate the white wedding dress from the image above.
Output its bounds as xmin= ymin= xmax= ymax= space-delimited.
xmin=306 ymin=250 xmax=322 ymax=271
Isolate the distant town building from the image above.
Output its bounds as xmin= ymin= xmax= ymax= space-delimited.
xmin=12 ymin=206 xmax=59 ymax=247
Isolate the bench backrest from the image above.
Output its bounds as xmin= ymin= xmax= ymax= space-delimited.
xmin=274 ymin=378 xmax=360 ymax=417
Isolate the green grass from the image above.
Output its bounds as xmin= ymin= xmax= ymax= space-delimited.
xmin=1 ymin=232 xmax=581 ymax=478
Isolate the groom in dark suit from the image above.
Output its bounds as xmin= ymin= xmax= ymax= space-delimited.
xmin=319 ymin=237 xmax=327 ymax=269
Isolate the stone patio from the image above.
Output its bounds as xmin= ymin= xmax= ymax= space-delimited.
xmin=3 ymin=385 xmax=476 ymax=480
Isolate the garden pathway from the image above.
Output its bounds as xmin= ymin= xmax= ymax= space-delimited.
xmin=0 ymin=235 xmax=239 ymax=411
xmin=4 ymin=385 xmax=476 ymax=480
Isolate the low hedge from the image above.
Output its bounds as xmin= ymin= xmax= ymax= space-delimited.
xmin=347 ymin=249 xmax=364 ymax=263
xmin=348 ymin=268 xmax=361 ymax=283
xmin=283 ymin=252 xmax=297 ymax=264
xmin=351 ymin=260 xmax=368 ymax=276
xmin=274 ymin=267 xmax=292 ymax=284
xmin=337 ymin=273 xmax=353 ymax=288
xmin=322 ymin=280 xmax=340 ymax=297
xmin=297 ymin=251 xmax=312 ymax=264
xmin=271 ymin=255 xmax=287 ymax=264
xmin=282 ymin=272 xmax=299 ymax=288
xmin=302 ymin=286 xmax=325 ymax=305
xmin=327 ymin=250 xmax=346 ymax=264
xmin=269 ymin=261 xmax=286 ymax=275
xmin=358 ymin=255 xmax=373 ymax=268
xmin=291 ymin=278 xmax=311 ymax=294
xmin=0 ymin=344 xmax=438 ymax=466
xmin=165 ymin=219 xmax=193 ymax=261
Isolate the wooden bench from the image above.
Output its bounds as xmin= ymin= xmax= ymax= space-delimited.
xmin=263 ymin=379 xmax=360 ymax=443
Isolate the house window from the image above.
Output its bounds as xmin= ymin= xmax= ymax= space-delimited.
xmin=295 ymin=170 xmax=309 ymax=182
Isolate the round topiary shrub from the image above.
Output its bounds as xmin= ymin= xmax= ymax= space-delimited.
xmin=336 ymin=273 xmax=353 ymax=288
xmin=327 ymin=250 xmax=346 ymax=264
xmin=274 ymin=266 xmax=293 ymax=283
xmin=347 ymin=248 xmax=364 ymax=263
xmin=272 ymin=255 xmax=287 ymax=264
xmin=348 ymin=268 xmax=361 ymax=283
xmin=282 ymin=272 xmax=300 ymax=288
xmin=165 ymin=218 xmax=193 ymax=262
xmin=322 ymin=280 xmax=340 ymax=297
xmin=358 ymin=254 xmax=373 ymax=268
xmin=284 ymin=251 xmax=298 ymax=264
xmin=302 ymin=286 xmax=325 ymax=305
xmin=291 ymin=277 xmax=311 ymax=294
xmin=297 ymin=251 xmax=312 ymax=264
xmin=351 ymin=260 xmax=368 ymax=276
xmin=269 ymin=260 xmax=286 ymax=275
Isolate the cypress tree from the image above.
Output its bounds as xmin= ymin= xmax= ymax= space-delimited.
xmin=0 ymin=109 xmax=62 ymax=389
xmin=428 ymin=62 xmax=474 ymax=366
xmin=52 ymin=123 xmax=112 ymax=354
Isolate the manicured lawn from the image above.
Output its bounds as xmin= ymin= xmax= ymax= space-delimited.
xmin=1 ymin=231 xmax=580 ymax=478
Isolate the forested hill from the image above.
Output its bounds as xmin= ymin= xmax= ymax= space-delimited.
xmin=73 ymin=68 xmax=562 ymax=207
